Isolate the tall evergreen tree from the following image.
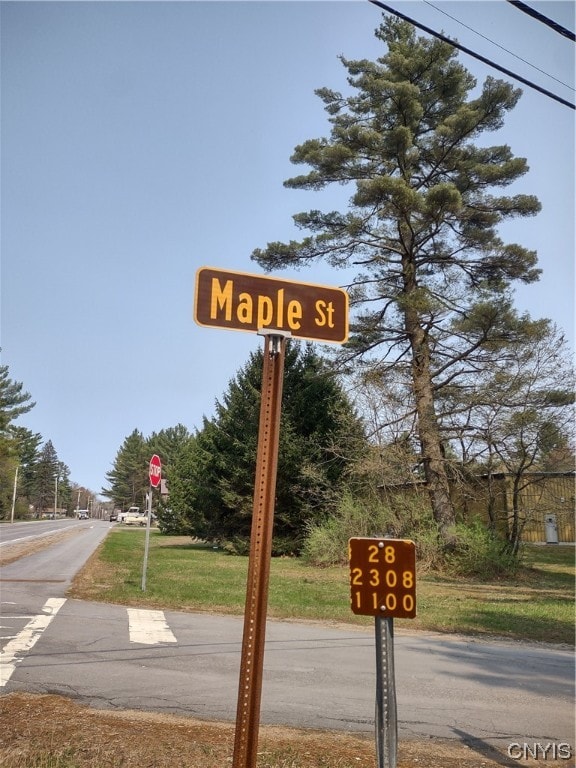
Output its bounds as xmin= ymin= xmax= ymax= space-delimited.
xmin=0 ymin=363 xmax=36 ymax=518
xmin=147 ymin=424 xmax=192 ymax=532
xmin=102 ymin=429 xmax=149 ymax=510
xmin=0 ymin=362 xmax=35 ymax=434
xmin=56 ymin=460 xmax=72 ymax=515
xmin=32 ymin=440 xmax=61 ymax=515
xmin=252 ymin=18 xmax=541 ymax=547
xmin=169 ymin=343 xmax=365 ymax=553
xmin=147 ymin=424 xmax=191 ymax=468
xmin=11 ymin=426 xmax=42 ymax=503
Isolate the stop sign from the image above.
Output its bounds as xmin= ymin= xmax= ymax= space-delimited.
xmin=149 ymin=454 xmax=162 ymax=488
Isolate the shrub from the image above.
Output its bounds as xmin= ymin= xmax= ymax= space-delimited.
xmin=445 ymin=519 xmax=521 ymax=578
xmin=301 ymin=491 xmax=443 ymax=568
xmin=301 ymin=493 xmax=390 ymax=566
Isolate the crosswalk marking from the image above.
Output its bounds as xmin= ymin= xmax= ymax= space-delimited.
xmin=127 ymin=608 xmax=177 ymax=645
xmin=0 ymin=597 xmax=66 ymax=687
xmin=0 ymin=604 xmax=179 ymax=682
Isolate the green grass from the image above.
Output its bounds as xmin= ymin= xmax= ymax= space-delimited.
xmin=70 ymin=529 xmax=575 ymax=645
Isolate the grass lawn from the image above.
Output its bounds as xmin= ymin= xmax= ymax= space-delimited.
xmin=69 ymin=529 xmax=575 ymax=646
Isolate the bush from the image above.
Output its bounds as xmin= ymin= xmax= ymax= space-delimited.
xmin=219 ymin=535 xmax=303 ymax=557
xmin=156 ymin=506 xmax=191 ymax=536
xmin=301 ymin=491 xmax=523 ymax=577
xmin=301 ymin=491 xmax=442 ymax=568
xmin=445 ymin=519 xmax=521 ymax=578
xmin=301 ymin=493 xmax=389 ymax=566
xmin=220 ymin=537 xmax=251 ymax=556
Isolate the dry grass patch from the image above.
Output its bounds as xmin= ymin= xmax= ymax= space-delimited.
xmin=0 ymin=692 xmax=551 ymax=768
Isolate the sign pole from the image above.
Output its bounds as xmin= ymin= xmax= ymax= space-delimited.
xmin=142 ymin=454 xmax=162 ymax=592
xmin=141 ymin=489 xmax=152 ymax=591
xmin=375 ymin=616 xmax=397 ymax=768
xmin=232 ymin=330 xmax=289 ymax=768
xmin=10 ymin=464 xmax=19 ymax=523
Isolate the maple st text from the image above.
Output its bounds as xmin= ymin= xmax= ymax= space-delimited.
xmin=194 ymin=268 xmax=348 ymax=344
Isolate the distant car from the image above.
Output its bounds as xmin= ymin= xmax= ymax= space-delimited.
xmin=109 ymin=512 xmax=118 ymax=522
xmin=78 ymin=511 xmax=89 ymax=520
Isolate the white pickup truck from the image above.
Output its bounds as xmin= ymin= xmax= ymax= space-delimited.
xmin=124 ymin=506 xmax=147 ymax=526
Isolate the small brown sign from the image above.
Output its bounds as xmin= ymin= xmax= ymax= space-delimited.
xmin=194 ymin=267 xmax=348 ymax=343
xmin=349 ymin=538 xmax=416 ymax=619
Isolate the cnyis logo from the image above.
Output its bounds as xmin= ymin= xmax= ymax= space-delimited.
xmin=508 ymin=743 xmax=573 ymax=760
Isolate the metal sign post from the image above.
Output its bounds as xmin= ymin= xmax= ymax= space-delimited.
xmin=142 ymin=455 xmax=162 ymax=592
xmin=232 ymin=330 xmax=290 ymax=768
xmin=141 ymin=490 xmax=153 ymax=592
xmin=375 ymin=616 xmax=397 ymax=768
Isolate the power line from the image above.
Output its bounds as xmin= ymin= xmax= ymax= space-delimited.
xmin=424 ymin=0 xmax=574 ymax=92
xmin=506 ymin=0 xmax=576 ymax=42
xmin=367 ymin=0 xmax=575 ymax=110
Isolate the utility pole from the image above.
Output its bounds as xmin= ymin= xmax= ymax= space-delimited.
xmin=10 ymin=465 xmax=19 ymax=523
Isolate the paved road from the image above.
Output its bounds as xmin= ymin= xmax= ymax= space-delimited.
xmin=1 ymin=521 xmax=574 ymax=754
xmin=0 ymin=517 xmax=95 ymax=547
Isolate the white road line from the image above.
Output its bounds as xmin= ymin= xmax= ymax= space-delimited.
xmin=127 ymin=608 xmax=177 ymax=645
xmin=0 ymin=597 xmax=66 ymax=687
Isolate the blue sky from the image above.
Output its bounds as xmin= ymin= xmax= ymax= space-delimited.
xmin=1 ymin=1 xmax=574 ymax=496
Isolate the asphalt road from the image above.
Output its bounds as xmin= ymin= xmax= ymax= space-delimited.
xmin=0 ymin=520 xmax=574 ymax=755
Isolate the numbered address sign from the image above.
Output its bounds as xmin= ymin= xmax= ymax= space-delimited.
xmin=348 ymin=537 xmax=416 ymax=619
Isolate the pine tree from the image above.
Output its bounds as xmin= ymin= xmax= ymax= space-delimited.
xmin=0 ymin=363 xmax=35 ymax=434
xmin=147 ymin=424 xmax=192 ymax=532
xmin=0 ymin=364 xmax=36 ymax=518
xmin=32 ymin=440 xmax=60 ymax=515
xmin=252 ymin=18 xmax=541 ymax=548
xmin=102 ymin=429 xmax=149 ymax=510
xmin=147 ymin=424 xmax=191 ymax=468
xmin=11 ymin=426 xmax=42 ymax=502
xmin=169 ymin=343 xmax=366 ymax=553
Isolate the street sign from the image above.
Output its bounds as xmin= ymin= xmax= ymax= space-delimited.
xmin=349 ymin=538 xmax=416 ymax=768
xmin=149 ymin=454 xmax=162 ymax=488
xmin=348 ymin=538 xmax=416 ymax=619
xmin=194 ymin=267 xmax=349 ymax=343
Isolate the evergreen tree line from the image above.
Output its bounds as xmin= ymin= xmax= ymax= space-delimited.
xmin=102 ymin=344 xmax=365 ymax=555
xmin=0 ymin=362 xmax=81 ymax=519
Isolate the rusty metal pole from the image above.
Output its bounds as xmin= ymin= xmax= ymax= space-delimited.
xmin=232 ymin=330 xmax=289 ymax=768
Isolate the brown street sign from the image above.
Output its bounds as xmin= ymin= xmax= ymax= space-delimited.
xmin=194 ymin=267 xmax=349 ymax=343
xmin=348 ymin=537 xmax=416 ymax=619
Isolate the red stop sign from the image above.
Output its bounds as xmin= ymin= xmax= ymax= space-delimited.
xmin=149 ymin=454 xmax=162 ymax=488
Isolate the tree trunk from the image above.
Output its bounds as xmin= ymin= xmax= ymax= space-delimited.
xmin=506 ymin=473 xmax=523 ymax=556
xmin=402 ymin=254 xmax=457 ymax=548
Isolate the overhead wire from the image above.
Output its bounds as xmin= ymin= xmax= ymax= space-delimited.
xmin=367 ymin=0 xmax=575 ymax=110
xmin=424 ymin=0 xmax=574 ymax=92
xmin=505 ymin=0 xmax=576 ymax=42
